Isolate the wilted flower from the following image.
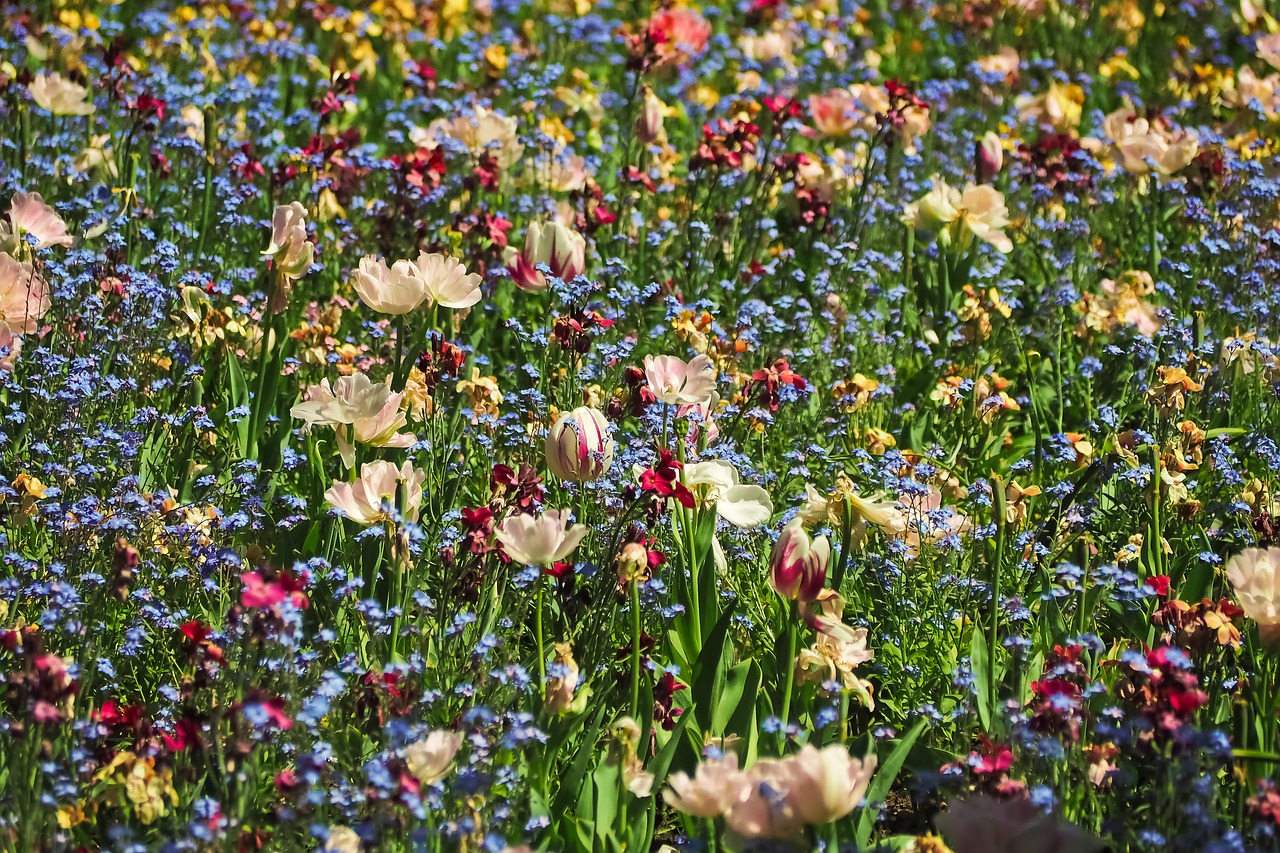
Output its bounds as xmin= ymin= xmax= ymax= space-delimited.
xmin=0 ymin=252 xmax=50 ymax=334
xmin=1226 ymin=547 xmax=1280 ymax=649
xmin=546 ymin=406 xmax=614 ymax=482
xmin=769 ymin=519 xmax=830 ymax=602
xmin=504 ymin=221 xmax=587 ymax=291
xmin=545 ymin=641 xmax=580 ymax=715
xmin=495 ymin=508 xmax=588 ymax=566
xmin=325 ymin=460 xmax=425 ymax=526
xmin=636 ymin=87 xmax=669 ymax=145
xmin=262 ymin=202 xmax=314 ymax=310
xmin=290 ymin=372 xmax=415 ymax=467
xmin=29 ymin=72 xmax=94 ymax=115
xmin=404 ymin=730 xmax=464 ymax=785
xmin=644 ymin=353 xmax=717 ymax=406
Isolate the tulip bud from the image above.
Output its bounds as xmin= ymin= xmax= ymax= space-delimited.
xmin=546 ymin=406 xmax=614 ymax=482
xmin=636 ymin=87 xmax=667 ymax=145
xmin=976 ymin=131 xmax=1003 ymax=182
xmin=768 ymin=519 xmax=830 ymax=602
xmin=503 ymin=221 xmax=588 ymax=291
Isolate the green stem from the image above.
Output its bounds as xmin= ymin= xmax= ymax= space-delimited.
xmin=630 ymin=579 xmax=643 ymax=717
xmin=535 ymin=577 xmax=547 ymax=693
xmin=779 ymin=603 xmax=798 ymax=750
xmin=989 ymin=475 xmax=1007 ymax=724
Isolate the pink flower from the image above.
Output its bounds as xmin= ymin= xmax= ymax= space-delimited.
xmin=495 ymin=508 xmax=587 ymax=566
xmin=936 ymin=795 xmax=1103 ymax=853
xmin=241 ymin=571 xmax=286 ymax=609
xmin=0 ymin=251 xmax=50 ymax=334
xmin=664 ymin=754 xmax=752 ymax=818
xmin=325 ymin=460 xmax=426 ymax=526
xmin=648 ymin=8 xmax=712 ymax=59
xmin=808 ymin=90 xmax=857 ymax=137
xmin=643 ymin=353 xmax=717 ymax=406
xmin=2 ymin=192 xmax=73 ymax=252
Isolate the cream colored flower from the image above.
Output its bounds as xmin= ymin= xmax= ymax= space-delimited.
xmin=290 ymin=372 xmax=415 ymax=468
xmin=724 ymin=746 xmax=878 ymax=840
xmin=904 ymin=177 xmax=1012 ymax=253
xmin=495 ymin=508 xmax=588 ymax=566
xmin=353 ymin=255 xmax=428 ymax=315
xmin=664 ymin=754 xmax=752 ymax=818
xmin=412 ymin=251 xmax=484 ymax=309
xmin=411 ymin=105 xmax=525 ymax=169
xmin=545 ymin=641 xmax=580 ymax=715
xmin=322 ymin=826 xmax=362 ymax=853
xmin=29 ymin=72 xmax=94 ymax=115
xmin=1101 ymin=102 xmax=1198 ymax=177
xmin=1226 ymin=547 xmax=1280 ymax=648
xmin=404 ymin=730 xmax=464 ymax=785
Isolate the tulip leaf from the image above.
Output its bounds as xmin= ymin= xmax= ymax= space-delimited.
xmin=855 ymin=719 xmax=927 ymax=850
xmin=691 ymin=604 xmax=737 ymax=734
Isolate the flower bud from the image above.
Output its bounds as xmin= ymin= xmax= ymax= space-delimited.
xmin=503 ymin=221 xmax=587 ymax=291
xmin=769 ymin=518 xmax=830 ymax=602
xmin=976 ymin=131 xmax=1003 ymax=182
xmin=636 ymin=87 xmax=667 ymax=145
xmin=546 ymin=406 xmax=614 ymax=482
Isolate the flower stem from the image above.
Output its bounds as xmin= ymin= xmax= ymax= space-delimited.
xmin=630 ymin=579 xmax=642 ymax=717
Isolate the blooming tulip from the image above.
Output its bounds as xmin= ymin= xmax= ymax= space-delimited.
xmin=412 ymin=251 xmax=484 ymax=309
xmin=495 ymin=508 xmax=588 ymax=566
xmin=262 ymin=202 xmax=314 ymax=311
xmin=403 ymin=730 xmax=464 ymax=785
xmin=290 ymin=372 xmax=415 ymax=468
xmin=325 ymin=460 xmax=425 ymax=526
xmin=546 ymin=406 xmax=614 ymax=482
xmin=664 ymin=754 xmax=752 ymax=818
xmin=1226 ymin=547 xmax=1280 ymax=649
xmin=643 ymin=353 xmax=717 ymax=406
xmin=28 ymin=72 xmax=94 ymax=116
xmin=353 ymin=255 xmax=428 ymax=315
xmin=0 ymin=251 xmax=50 ymax=335
xmin=2 ymin=192 xmax=72 ymax=253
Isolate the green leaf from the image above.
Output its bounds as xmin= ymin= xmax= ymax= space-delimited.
xmin=554 ymin=703 xmax=608 ymax=817
xmin=970 ymin=627 xmax=991 ymax=732
xmin=855 ymin=719 xmax=927 ymax=850
xmin=691 ymin=605 xmax=737 ymax=734
xmin=225 ymin=353 xmax=250 ymax=455
xmin=721 ymin=661 xmax=761 ymax=765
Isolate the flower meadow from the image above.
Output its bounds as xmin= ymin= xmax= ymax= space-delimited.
xmin=12 ymin=0 xmax=1280 ymax=851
